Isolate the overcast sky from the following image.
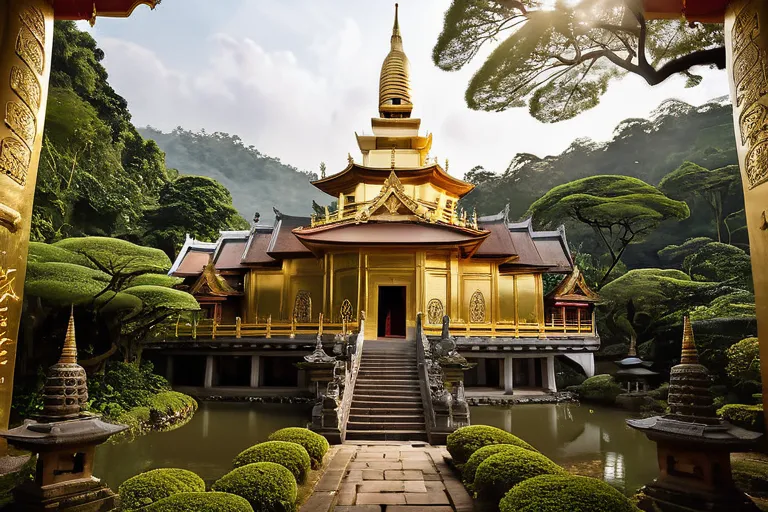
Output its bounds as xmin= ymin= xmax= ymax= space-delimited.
xmin=83 ymin=0 xmax=730 ymax=178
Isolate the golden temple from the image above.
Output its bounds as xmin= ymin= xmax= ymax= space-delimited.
xmin=157 ymin=5 xmax=599 ymax=397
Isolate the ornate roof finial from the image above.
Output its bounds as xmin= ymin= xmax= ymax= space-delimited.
xmin=392 ymin=3 xmax=402 ymax=49
xmin=347 ymin=153 xmax=354 ymax=164
xmin=60 ymin=306 xmax=78 ymax=364
xmin=445 ymin=158 xmax=449 ymax=171
xmin=379 ymin=3 xmax=412 ymax=118
xmin=681 ymin=315 xmax=699 ymax=364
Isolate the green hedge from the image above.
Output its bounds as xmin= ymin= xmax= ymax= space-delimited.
xmin=447 ymin=425 xmax=536 ymax=465
xmin=118 ymin=468 xmax=205 ymax=511
xmin=732 ymin=458 xmax=768 ymax=499
xmin=574 ymin=374 xmax=623 ymax=405
xmin=212 ymin=462 xmax=297 ymax=512
xmin=718 ymin=403 xmax=765 ymax=432
xmin=233 ymin=441 xmax=311 ymax=483
xmin=499 ymin=474 xmax=638 ymax=512
xmin=474 ymin=447 xmax=566 ymax=507
xmin=267 ymin=428 xmax=329 ymax=468
xmin=463 ymin=444 xmax=524 ymax=489
xmin=144 ymin=492 xmax=254 ymax=511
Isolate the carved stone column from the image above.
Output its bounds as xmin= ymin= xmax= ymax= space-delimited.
xmin=0 ymin=0 xmax=54 ymax=440
xmin=725 ymin=0 xmax=768 ymax=427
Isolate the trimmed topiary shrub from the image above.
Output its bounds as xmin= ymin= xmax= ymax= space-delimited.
xmin=718 ymin=403 xmax=765 ymax=432
xmin=474 ymin=447 xmax=566 ymax=507
xmin=447 ymin=425 xmax=536 ymax=465
xmin=499 ymin=474 xmax=638 ymax=512
xmin=144 ymin=492 xmax=254 ymax=511
xmin=732 ymin=457 xmax=768 ymax=499
xmin=267 ymin=427 xmax=329 ymax=468
xmin=118 ymin=468 xmax=205 ymax=511
xmin=233 ymin=441 xmax=311 ymax=483
xmin=212 ymin=462 xmax=297 ymax=512
xmin=463 ymin=444 xmax=525 ymax=488
xmin=574 ymin=374 xmax=623 ymax=405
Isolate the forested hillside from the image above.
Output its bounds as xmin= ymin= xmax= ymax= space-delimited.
xmin=140 ymin=128 xmax=328 ymax=222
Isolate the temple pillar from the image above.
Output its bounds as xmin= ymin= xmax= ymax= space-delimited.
xmin=503 ymin=355 xmax=514 ymax=394
xmin=0 ymin=0 xmax=54 ymax=445
xmin=546 ymin=356 xmax=557 ymax=392
xmin=250 ymin=355 xmax=260 ymax=388
xmin=725 ymin=0 xmax=768 ymax=428
xmin=204 ymin=355 xmax=214 ymax=388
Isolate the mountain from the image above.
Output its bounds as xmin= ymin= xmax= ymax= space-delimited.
xmin=140 ymin=127 xmax=329 ymax=223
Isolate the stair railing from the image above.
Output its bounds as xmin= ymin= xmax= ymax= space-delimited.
xmin=338 ymin=312 xmax=365 ymax=441
xmin=416 ymin=313 xmax=440 ymax=442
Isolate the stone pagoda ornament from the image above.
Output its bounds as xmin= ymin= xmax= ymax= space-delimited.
xmin=628 ymin=316 xmax=762 ymax=512
xmin=0 ymin=311 xmax=126 ymax=511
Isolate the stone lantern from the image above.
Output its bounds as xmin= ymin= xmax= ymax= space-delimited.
xmin=0 ymin=312 xmax=126 ymax=511
xmin=628 ymin=316 xmax=762 ymax=512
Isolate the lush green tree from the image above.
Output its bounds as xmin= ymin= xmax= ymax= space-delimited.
xmin=682 ymin=242 xmax=753 ymax=290
xmin=527 ymin=175 xmax=689 ymax=286
xmin=659 ymin=162 xmax=740 ymax=242
xmin=658 ymin=237 xmax=713 ymax=268
xmin=726 ymin=337 xmax=761 ymax=392
xmin=142 ymin=176 xmax=249 ymax=258
xmin=433 ymin=0 xmax=724 ymax=122
xmin=464 ymin=165 xmax=497 ymax=185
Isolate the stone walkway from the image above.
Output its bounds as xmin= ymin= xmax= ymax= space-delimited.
xmin=301 ymin=443 xmax=474 ymax=512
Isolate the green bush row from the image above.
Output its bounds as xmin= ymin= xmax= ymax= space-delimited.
xmin=268 ymin=427 xmax=329 ymax=468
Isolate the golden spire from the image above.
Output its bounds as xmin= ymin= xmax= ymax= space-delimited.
xmin=379 ymin=3 xmax=412 ymax=118
xmin=680 ymin=315 xmax=699 ymax=364
xmin=59 ymin=306 xmax=78 ymax=365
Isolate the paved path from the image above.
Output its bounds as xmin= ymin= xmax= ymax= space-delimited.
xmin=301 ymin=443 xmax=474 ymax=512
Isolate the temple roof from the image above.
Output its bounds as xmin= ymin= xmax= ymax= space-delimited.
xmin=190 ymin=263 xmax=241 ymax=297
xmin=53 ymin=0 xmax=160 ymax=21
xmin=267 ymin=209 xmax=313 ymax=258
xmin=212 ymin=232 xmax=250 ymax=270
xmin=311 ymin=163 xmax=474 ymax=198
xmin=547 ymin=266 xmax=599 ymax=302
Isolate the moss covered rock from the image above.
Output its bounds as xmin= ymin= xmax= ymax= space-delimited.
xmin=447 ymin=425 xmax=536 ymax=465
xmin=144 ymin=492 xmax=254 ymax=511
xmin=574 ymin=374 xmax=623 ymax=405
xmin=499 ymin=474 xmax=638 ymax=512
xmin=463 ymin=444 xmax=526 ymax=488
xmin=718 ymin=403 xmax=765 ymax=432
xmin=118 ymin=468 xmax=205 ymax=511
xmin=212 ymin=462 xmax=297 ymax=512
xmin=233 ymin=441 xmax=311 ymax=483
xmin=474 ymin=447 xmax=566 ymax=506
xmin=732 ymin=457 xmax=768 ymax=499
xmin=267 ymin=427 xmax=329 ymax=468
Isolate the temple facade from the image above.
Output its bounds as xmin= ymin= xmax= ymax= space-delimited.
xmin=150 ymin=6 xmax=599 ymax=399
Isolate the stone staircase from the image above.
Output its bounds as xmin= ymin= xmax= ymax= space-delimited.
xmin=345 ymin=340 xmax=428 ymax=441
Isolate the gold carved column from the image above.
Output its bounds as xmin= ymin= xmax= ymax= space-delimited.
xmin=0 ymin=0 xmax=54 ymax=435
xmin=725 ymin=0 xmax=768 ymax=425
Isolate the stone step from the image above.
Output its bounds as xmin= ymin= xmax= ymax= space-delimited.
xmin=346 ymin=421 xmax=426 ymax=431
xmin=361 ymin=357 xmax=417 ymax=363
xmin=349 ymin=407 xmax=423 ymax=416
xmin=357 ymin=373 xmax=419 ymax=380
xmin=348 ymin=414 xmax=425 ymax=423
xmin=354 ymin=386 xmax=421 ymax=395
xmin=351 ymin=396 xmax=423 ymax=405
xmin=362 ymin=351 xmax=416 ymax=356
xmin=345 ymin=430 xmax=428 ymax=442
xmin=355 ymin=379 xmax=420 ymax=386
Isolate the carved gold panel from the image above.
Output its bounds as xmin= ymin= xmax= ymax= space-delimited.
xmin=16 ymin=25 xmax=43 ymax=75
xmin=10 ymin=65 xmax=40 ymax=111
xmin=469 ymin=290 xmax=486 ymax=323
xmin=0 ymin=136 xmax=29 ymax=186
xmin=427 ymin=298 xmax=444 ymax=324
xmin=5 ymin=101 xmax=35 ymax=148
xmin=293 ymin=290 xmax=312 ymax=323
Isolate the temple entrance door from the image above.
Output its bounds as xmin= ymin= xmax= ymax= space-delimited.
xmin=377 ymin=286 xmax=407 ymax=338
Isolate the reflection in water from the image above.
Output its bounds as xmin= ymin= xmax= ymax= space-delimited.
xmin=94 ymin=402 xmax=312 ymax=489
xmin=470 ymin=404 xmax=659 ymax=494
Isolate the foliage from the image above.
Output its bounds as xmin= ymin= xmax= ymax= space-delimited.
xmin=267 ymin=428 xmax=329 ymax=469
xmin=27 ymin=241 xmax=93 ymax=267
xmin=727 ymin=338 xmax=761 ymax=389
xmin=144 ymin=492 xmax=255 ymax=512
xmin=54 ymin=236 xmax=171 ymax=275
xmin=118 ymin=468 xmax=205 ymax=511
xmin=659 ymin=162 xmax=740 ymax=243
xmin=233 ymin=441 xmax=311 ymax=484
xmin=142 ymin=175 xmax=249 ymax=258
xmin=499 ymin=474 xmax=638 ymax=512
xmin=447 ymin=425 xmax=536 ymax=465
xmin=463 ymin=444 xmax=524 ymax=489
xmin=141 ymin=127 xmax=326 ymax=224
xmin=689 ymin=291 xmax=755 ymax=321
xmin=718 ymin=404 xmax=765 ymax=432
xmin=648 ymin=383 xmax=669 ymax=401
xmin=126 ymin=274 xmax=184 ymax=288
xmin=433 ymin=1 xmax=724 ymax=123
xmin=212 ymin=462 xmax=297 ymax=512
xmin=732 ymin=458 xmax=768 ymax=499
xmin=527 ymin=175 xmax=689 ymax=286
xmin=474 ymin=447 xmax=566 ymax=506
xmin=572 ymin=375 xmax=623 ymax=405
xmin=658 ymin=237 xmax=714 ymax=268
xmin=464 ymin=165 xmax=497 ymax=185
xmin=682 ymin=242 xmax=753 ymax=290
xmin=88 ymin=361 xmax=170 ymax=413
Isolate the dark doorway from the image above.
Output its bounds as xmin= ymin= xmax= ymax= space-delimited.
xmin=377 ymin=286 xmax=407 ymax=338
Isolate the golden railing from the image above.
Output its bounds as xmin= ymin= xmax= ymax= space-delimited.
xmin=162 ymin=314 xmax=358 ymax=341
xmin=421 ymin=320 xmax=594 ymax=338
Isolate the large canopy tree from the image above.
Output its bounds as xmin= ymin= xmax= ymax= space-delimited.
xmin=433 ymin=0 xmax=724 ymax=122
xmin=659 ymin=162 xmax=740 ymax=243
xmin=527 ymin=175 xmax=690 ymax=286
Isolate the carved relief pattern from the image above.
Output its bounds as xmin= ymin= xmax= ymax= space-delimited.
xmin=427 ymin=298 xmax=444 ymax=324
xmin=733 ymin=1 xmax=768 ymax=189
xmin=19 ymin=6 xmax=45 ymax=44
xmin=16 ymin=26 xmax=44 ymax=75
xmin=10 ymin=65 xmax=41 ymax=111
xmin=293 ymin=290 xmax=312 ymax=323
xmin=469 ymin=290 xmax=486 ymax=323
xmin=0 ymin=138 xmax=30 ymax=186
xmin=5 ymin=102 xmax=35 ymax=148
xmin=340 ymin=299 xmax=354 ymax=323
xmin=0 ymin=264 xmax=19 ymax=380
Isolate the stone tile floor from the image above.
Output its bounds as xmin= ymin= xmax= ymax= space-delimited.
xmin=300 ymin=443 xmax=474 ymax=512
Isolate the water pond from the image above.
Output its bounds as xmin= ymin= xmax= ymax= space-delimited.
xmin=94 ymin=401 xmax=658 ymax=494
